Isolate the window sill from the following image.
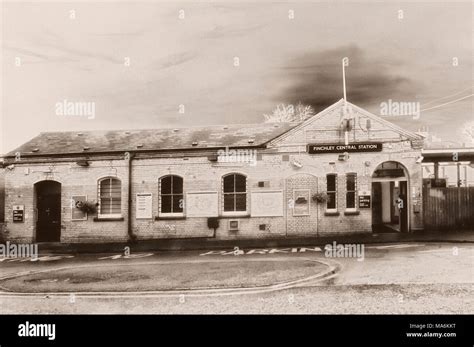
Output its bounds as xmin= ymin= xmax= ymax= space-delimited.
xmin=344 ymin=210 xmax=360 ymax=216
xmin=219 ymin=214 xmax=251 ymax=219
xmin=324 ymin=211 xmax=340 ymax=216
xmin=155 ymin=216 xmax=186 ymax=221
xmin=93 ymin=217 xmax=124 ymax=222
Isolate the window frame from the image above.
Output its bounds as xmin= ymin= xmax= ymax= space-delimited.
xmin=222 ymin=173 xmax=248 ymax=216
xmin=97 ymin=177 xmax=122 ymax=218
xmin=326 ymin=174 xmax=338 ymax=212
xmin=345 ymin=173 xmax=358 ymax=212
xmin=158 ymin=175 xmax=184 ymax=217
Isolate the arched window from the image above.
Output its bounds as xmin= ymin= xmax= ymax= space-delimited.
xmin=159 ymin=175 xmax=183 ymax=214
xmin=222 ymin=173 xmax=247 ymax=212
xmin=98 ymin=177 xmax=122 ymax=216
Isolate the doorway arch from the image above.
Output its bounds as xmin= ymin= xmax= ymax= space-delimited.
xmin=34 ymin=180 xmax=61 ymax=242
xmin=371 ymin=161 xmax=409 ymax=233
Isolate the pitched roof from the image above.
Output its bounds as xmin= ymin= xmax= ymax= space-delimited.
xmin=268 ymin=99 xmax=424 ymax=146
xmin=5 ymin=123 xmax=296 ymax=157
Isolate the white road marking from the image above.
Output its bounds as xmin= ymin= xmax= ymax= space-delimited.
xmin=369 ymin=244 xmax=425 ymax=250
xmin=200 ymin=247 xmax=322 ymax=256
xmin=418 ymin=248 xmax=472 ymax=254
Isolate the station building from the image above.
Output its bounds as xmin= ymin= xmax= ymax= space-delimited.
xmin=0 ymin=99 xmax=425 ymax=243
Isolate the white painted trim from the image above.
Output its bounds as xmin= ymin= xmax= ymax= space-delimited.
xmin=371 ymin=177 xmax=408 ymax=182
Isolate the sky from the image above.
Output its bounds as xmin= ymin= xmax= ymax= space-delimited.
xmin=1 ymin=1 xmax=472 ymax=154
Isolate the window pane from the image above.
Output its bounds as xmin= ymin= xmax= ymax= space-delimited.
xmin=111 ymin=178 xmax=121 ymax=187
xmin=346 ymin=192 xmax=355 ymax=208
xmin=327 ymin=192 xmax=336 ymax=209
xmin=223 ymin=175 xmax=235 ymax=193
xmin=98 ymin=178 xmax=121 ymax=214
xmin=100 ymin=198 xmax=111 ymax=214
xmin=101 ymin=179 xmax=112 ymax=191
xmin=109 ymin=187 xmax=121 ymax=198
xmin=172 ymin=195 xmax=184 ymax=213
xmin=111 ymin=198 xmax=121 ymax=214
xmin=235 ymin=175 xmax=246 ymax=192
xmin=327 ymin=175 xmax=336 ymax=192
xmin=161 ymin=195 xmax=172 ymax=213
xmin=172 ymin=176 xmax=183 ymax=194
xmin=224 ymin=194 xmax=235 ymax=211
xmin=101 ymin=179 xmax=121 ymax=196
xmin=347 ymin=174 xmax=356 ymax=191
xmin=161 ymin=176 xmax=172 ymax=194
xmin=235 ymin=193 xmax=247 ymax=211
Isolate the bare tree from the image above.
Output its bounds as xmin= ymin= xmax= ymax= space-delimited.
xmin=460 ymin=120 xmax=474 ymax=145
xmin=263 ymin=102 xmax=315 ymax=123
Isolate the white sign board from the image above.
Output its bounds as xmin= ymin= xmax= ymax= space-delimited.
xmin=186 ymin=192 xmax=219 ymax=217
xmin=71 ymin=196 xmax=87 ymax=221
xmin=251 ymin=191 xmax=284 ymax=217
xmin=136 ymin=193 xmax=153 ymax=219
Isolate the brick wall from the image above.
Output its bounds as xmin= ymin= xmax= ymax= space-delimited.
xmin=4 ymin=160 xmax=129 ymax=243
xmin=2 ymin=103 xmax=424 ymax=243
xmin=2 ymin=143 xmax=423 ymax=243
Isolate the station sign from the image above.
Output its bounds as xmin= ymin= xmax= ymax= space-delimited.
xmin=308 ymin=143 xmax=382 ymax=154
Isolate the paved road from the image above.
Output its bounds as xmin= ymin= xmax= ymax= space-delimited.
xmin=0 ymin=242 xmax=472 ymax=314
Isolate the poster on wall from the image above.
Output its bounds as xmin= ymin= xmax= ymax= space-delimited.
xmin=12 ymin=205 xmax=25 ymax=222
xmin=359 ymin=195 xmax=371 ymax=208
xmin=251 ymin=191 xmax=284 ymax=217
xmin=186 ymin=192 xmax=218 ymax=217
xmin=71 ymin=196 xmax=87 ymax=220
xmin=293 ymin=190 xmax=310 ymax=216
xmin=136 ymin=193 xmax=153 ymax=219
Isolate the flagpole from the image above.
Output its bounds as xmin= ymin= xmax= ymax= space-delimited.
xmin=342 ymin=58 xmax=347 ymax=103
xmin=342 ymin=57 xmax=349 ymax=145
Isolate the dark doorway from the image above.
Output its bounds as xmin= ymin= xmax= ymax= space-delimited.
xmin=35 ymin=181 xmax=61 ymax=242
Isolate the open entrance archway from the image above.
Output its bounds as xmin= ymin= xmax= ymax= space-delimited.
xmin=34 ymin=180 xmax=61 ymax=242
xmin=372 ymin=161 xmax=409 ymax=233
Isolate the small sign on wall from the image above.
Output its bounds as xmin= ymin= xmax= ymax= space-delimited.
xmin=359 ymin=195 xmax=371 ymax=208
xmin=13 ymin=205 xmax=25 ymax=222
xmin=136 ymin=193 xmax=153 ymax=219
xmin=293 ymin=190 xmax=310 ymax=216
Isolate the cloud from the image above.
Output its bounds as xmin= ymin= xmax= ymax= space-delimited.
xmin=156 ymin=52 xmax=197 ymax=70
xmin=202 ymin=23 xmax=267 ymax=39
xmin=277 ymin=45 xmax=419 ymax=112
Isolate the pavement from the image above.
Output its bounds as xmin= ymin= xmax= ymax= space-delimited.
xmin=26 ymin=230 xmax=474 ymax=253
